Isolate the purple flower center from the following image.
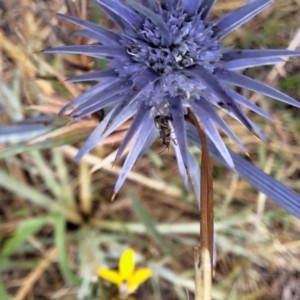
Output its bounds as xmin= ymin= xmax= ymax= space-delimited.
xmin=120 ymin=6 xmax=222 ymax=77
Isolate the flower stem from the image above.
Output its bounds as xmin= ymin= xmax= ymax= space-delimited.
xmin=186 ymin=109 xmax=214 ymax=299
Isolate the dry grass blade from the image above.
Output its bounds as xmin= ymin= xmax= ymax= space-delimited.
xmin=12 ymin=247 xmax=57 ymax=300
xmin=0 ymin=31 xmax=53 ymax=95
xmin=61 ymin=145 xmax=182 ymax=198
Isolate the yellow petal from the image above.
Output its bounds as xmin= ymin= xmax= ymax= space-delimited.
xmin=127 ymin=268 xmax=152 ymax=293
xmin=97 ymin=268 xmax=123 ymax=286
xmin=119 ymin=248 xmax=135 ymax=280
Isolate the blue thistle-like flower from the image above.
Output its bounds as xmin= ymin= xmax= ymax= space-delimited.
xmin=44 ymin=0 xmax=300 ymax=198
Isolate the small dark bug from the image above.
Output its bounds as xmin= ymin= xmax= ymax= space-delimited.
xmin=155 ymin=114 xmax=173 ymax=153
xmin=184 ymin=108 xmax=190 ymax=121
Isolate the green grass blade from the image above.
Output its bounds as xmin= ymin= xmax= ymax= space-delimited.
xmin=1 ymin=216 xmax=49 ymax=256
xmin=0 ymin=169 xmax=82 ymax=224
xmin=0 ymin=271 xmax=10 ymax=300
xmin=29 ymin=150 xmax=63 ymax=200
xmin=127 ymin=187 xmax=171 ymax=251
xmin=52 ymin=213 xmax=80 ymax=285
xmin=52 ymin=149 xmax=76 ymax=210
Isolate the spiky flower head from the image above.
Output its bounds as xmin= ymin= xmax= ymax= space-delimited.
xmin=44 ymin=0 xmax=300 ymax=197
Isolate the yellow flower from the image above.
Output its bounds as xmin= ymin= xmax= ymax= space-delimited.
xmin=97 ymin=248 xmax=152 ymax=296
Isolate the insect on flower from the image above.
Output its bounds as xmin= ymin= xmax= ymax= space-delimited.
xmin=44 ymin=0 xmax=300 ymax=198
xmin=154 ymin=114 xmax=174 ymax=153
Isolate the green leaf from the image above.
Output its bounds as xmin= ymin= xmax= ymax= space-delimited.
xmin=0 ymin=271 xmax=10 ymax=300
xmin=147 ymin=150 xmax=163 ymax=168
xmin=1 ymin=216 xmax=49 ymax=256
xmin=53 ymin=213 xmax=80 ymax=285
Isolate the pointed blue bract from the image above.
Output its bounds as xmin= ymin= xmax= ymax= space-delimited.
xmin=105 ymin=69 xmax=159 ymax=128
xmin=181 ymin=0 xmax=202 ymax=16
xmin=222 ymin=49 xmax=300 ymax=61
xmin=224 ymin=57 xmax=283 ymax=70
xmin=187 ymin=150 xmax=201 ymax=203
xmin=173 ymin=137 xmax=190 ymax=192
xmin=57 ymin=13 xmax=120 ymax=45
xmin=71 ymin=95 xmax=123 ymax=119
xmin=216 ymin=0 xmax=272 ymax=39
xmin=193 ymin=109 xmax=234 ymax=169
xmin=66 ymin=68 xmax=117 ymax=83
xmin=199 ymin=0 xmax=216 ymax=19
xmin=58 ymin=79 xmax=120 ymax=115
xmin=161 ymin=0 xmax=178 ymax=10
xmin=187 ymin=125 xmax=300 ymax=219
xmin=141 ymin=0 xmax=156 ymax=10
xmin=44 ymin=0 xmax=300 ymax=215
xmin=115 ymin=103 xmax=152 ymax=161
xmin=114 ymin=111 xmax=154 ymax=194
xmin=69 ymin=78 xmax=131 ymax=117
xmin=95 ymin=1 xmax=126 ymax=29
xmin=186 ymin=65 xmax=253 ymax=132
xmin=125 ymin=0 xmax=172 ymax=45
xmin=167 ymin=96 xmax=189 ymax=170
xmin=97 ymin=0 xmax=143 ymax=30
xmin=43 ymin=45 xmax=128 ymax=59
xmin=193 ymin=98 xmax=247 ymax=153
xmin=137 ymin=126 xmax=158 ymax=160
xmin=103 ymin=103 xmax=138 ymax=140
xmin=225 ymin=88 xmax=273 ymax=121
xmin=74 ymin=108 xmax=116 ymax=161
xmin=216 ymin=69 xmax=300 ymax=108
